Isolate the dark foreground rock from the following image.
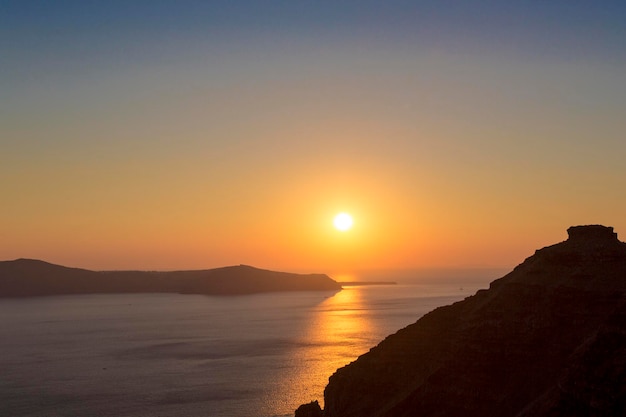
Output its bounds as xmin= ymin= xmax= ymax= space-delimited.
xmin=295 ymin=401 xmax=323 ymax=417
xmin=0 ymin=259 xmax=341 ymax=297
xmin=299 ymin=225 xmax=626 ymax=417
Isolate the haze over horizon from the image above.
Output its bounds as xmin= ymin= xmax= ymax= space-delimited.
xmin=2 ymin=1 xmax=626 ymax=272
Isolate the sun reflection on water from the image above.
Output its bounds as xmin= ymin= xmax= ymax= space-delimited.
xmin=265 ymin=287 xmax=376 ymax=414
xmin=258 ymin=281 xmax=481 ymax=416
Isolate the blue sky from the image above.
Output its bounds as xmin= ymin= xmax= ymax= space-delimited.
xmin=4 ymin=1 xmax=626 ymax=76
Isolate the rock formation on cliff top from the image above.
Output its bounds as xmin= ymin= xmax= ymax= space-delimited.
xmin=304 ymin=225 xmax=625 ymax=417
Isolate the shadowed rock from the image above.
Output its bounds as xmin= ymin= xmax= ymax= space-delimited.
xmin=295 ymin=401 xmax=323 ymax=417
xmin=299 ymin=225 xmax=626 ymax=417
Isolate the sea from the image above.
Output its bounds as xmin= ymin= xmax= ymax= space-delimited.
xmin=0 ymin=270 xmax=503 ymax=417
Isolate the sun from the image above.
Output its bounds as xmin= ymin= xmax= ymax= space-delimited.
xmin=333 ymin=212 xmax=353 ymax=232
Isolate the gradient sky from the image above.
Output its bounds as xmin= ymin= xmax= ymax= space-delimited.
xmin=2 ymin=1 xmax=626 ymax=272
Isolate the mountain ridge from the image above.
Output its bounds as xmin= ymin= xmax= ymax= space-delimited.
xmin=0 ymin=259 xmax=341 ymax=297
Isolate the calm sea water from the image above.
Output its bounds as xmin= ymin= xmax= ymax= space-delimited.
xmin=0 ymin=279 xmax=491 ymax=417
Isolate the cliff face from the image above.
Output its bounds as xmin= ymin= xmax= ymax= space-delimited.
xmin=317 ymin=225 xmax=626 ymax=417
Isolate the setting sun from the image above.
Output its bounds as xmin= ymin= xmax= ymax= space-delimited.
xmin=333 ymin=212 xmax=354 ymax=232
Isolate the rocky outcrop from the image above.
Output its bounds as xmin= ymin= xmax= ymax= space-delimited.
xmin=295 ymin=401 xmax=323 ymax=417
xmin=0 ymin=259 xmax=341 ymax=297
xmin=302 ymin=225 xmax=626 ymax=417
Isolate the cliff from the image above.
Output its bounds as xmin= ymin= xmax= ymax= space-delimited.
xmin=0 ymin=260 xmax=341 ymax=297
xmin=305 ymin=225 xmax=626 ymax=417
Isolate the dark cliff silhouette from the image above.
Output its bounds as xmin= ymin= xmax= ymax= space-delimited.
xmin=0 ymin=259 xmax=341 ymax=297
xmin=297 ymin=225 xmax=626 ymax=417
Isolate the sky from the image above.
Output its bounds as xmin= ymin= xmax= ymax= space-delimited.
xmin=2 ymin=1 xmax=626 ymax=273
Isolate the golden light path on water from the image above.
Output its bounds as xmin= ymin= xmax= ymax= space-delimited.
xmin=263 ymin=286 xmax=375 ymax=414
xmin=259 ymin=280 xmax=484 ymax=416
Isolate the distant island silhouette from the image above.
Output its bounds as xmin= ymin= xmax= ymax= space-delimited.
xmin=337 ymin=281 xmax=397 ymax=286
xmin=296 ymin=225 xmax=626 ymax=417
xmin=0 ymin=260 xmax=341 ymax=297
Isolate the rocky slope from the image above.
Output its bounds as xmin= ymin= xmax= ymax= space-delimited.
xmin=302 ymin=225 xmax=626 ymax=417
xmin=0 ymin=259 xmax=341 ymax=297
